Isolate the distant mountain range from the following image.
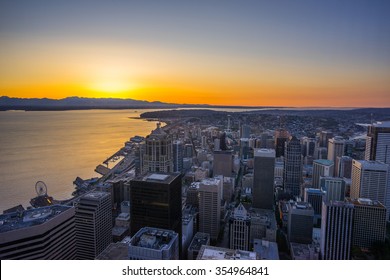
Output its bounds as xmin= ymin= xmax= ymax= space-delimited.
xmin=0 ymin=96 xmax=187 ymax=110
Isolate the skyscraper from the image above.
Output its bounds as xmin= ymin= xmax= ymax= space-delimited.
xmin=321 ymin=201 xmax=354 ymax=260
xmin=173 ymin=140 xmax=184 ymax=173
xmin=320 ymin=177 xmax=346 ymax=203
xmin=350 ymin=160 xmax=389 ymax=214
xmin=75 ymin=191 xmax=112 ymax=259
xmin=198 ymin=177 xmax=222 ymax=241
xmin=0 ymin=205 xmax=77 ymax=259
xmin=312 ymin=159 xmax=334 ymax=189
xmin=335 ymin=156 xmax=353 ymax=178
xmin=130 ymin=173 xmax=182 ymax=240
xmin=253 ymin=149 xmax=276 ymax=209
xmin=229 ymin=203 xmax=250 ymax=250
xmin=275 ymin=129 xmax=289 ymax=158
xmin=348 ymin=198 xmax=387 ymax=250
xmin=213 ymin=150 xmax=233 ymax=177
xmin=142 ymin=123 xmax=173 ymax=173
xmin=284 ymin=136 xmax=303 ymax=197
xmin=365 ymin=121 xmax=390 ymax=164
xmin=327 ymin=136 xmax=345 ymax=163
xmin=287 ymin=202 xmax=314 ymax=244
xmin=319 ymin=131 xmax=333 ymax=148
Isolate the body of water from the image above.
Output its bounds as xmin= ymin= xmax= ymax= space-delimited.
xmin=0 ymin=109 xmax=161 ymax=212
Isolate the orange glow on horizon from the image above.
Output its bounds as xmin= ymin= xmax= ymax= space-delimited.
xmin=2 ymin=81 xmax=389 ymax=108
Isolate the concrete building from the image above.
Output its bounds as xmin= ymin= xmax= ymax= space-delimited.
xmin=222 ymin=176 xmax=235 ymax=203
xmin=249 ymin=208 xmax=277 ymax=244
xmin=290 ymin=243 xmax=319 ymax=260
xmin=327 ymin=136 xmax=345 ymax=164
xmin=142 ymin=123 xmax=173 ymax=173
xmin=229 ymin=203 xmax=250 ymax=250
xmin=182 ymin=214 xmax=194 ymax=258
xmin=312 ymin=159 xmax=334 ymax=189
xmin=127 ymin=227 xmax=179 ymax=260
xmin=95 ymin=242 xmax=129 ymax=260
xmin=365 ymin=121 xmax=390 ymax=164
xmin=253 ymin=239 xmax=279 ymax=260
xmin=173 ymin=140 xmax=184 ymax=173
xmin=198 ymin=177 xmax=222 ymax=241
xmin=287 ymin=202 xmax=314 ymax=244
xmin=275 ymin=129 xmax=289 ymax=158
xmin=130 ymin=173 xmax=182 ymax=245
xmin=319 ymin=131 xmax=333 ymax=148
xmin=253 ymin=149 xmax=276 ymax=209
xmin=335 ymin=156 xmax=353 ymax=178
xmin=75 ymin=191 xmax=112 ymax=259
xmin=0 ymin=205 xmax=76 ymax=259
xmin=320 ymin=177 xmax=346 ymax=202
xmin=213 ymin=150 xmax=233 ymax=177
xmin=196 ymin=245 xmax=258 ymax=260
xmin=321 ymin=201 xmax=354 ymax=260
xmin=187 ymin=232 xmax=210 ymax=260
xmin=304 ymin=188 xmax=324 ymax=216
xmin=284 ymin=136 xmax=303 ymax=197
xmin=350 ymin=160 xmax=389 ymax=216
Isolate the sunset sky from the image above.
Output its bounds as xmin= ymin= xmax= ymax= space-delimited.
xmin=1 ymin=0 xmax=389 ymax=107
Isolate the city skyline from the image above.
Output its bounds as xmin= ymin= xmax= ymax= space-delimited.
xmin=1 ymin=0 xmax=390 ymax=107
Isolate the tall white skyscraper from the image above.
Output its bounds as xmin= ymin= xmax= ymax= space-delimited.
xmin=229 ymin=203 xmax=250 ymax=251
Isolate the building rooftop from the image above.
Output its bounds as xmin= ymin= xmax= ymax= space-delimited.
xmin=290 ymin=242 xmax=319 ymax=260
xmin=95 ymin=242 xmax=129 ymax=260
xmin=353 ymin=160 xmax=389 ymax=170
xmin=82 ymin=191 xmax=110 ymax=200
xmin=254 ymin=148 xmax=275 ymax=158
xmin=305 ymin=188 xmax=324 ymax=195
xmin=314 ymin=159 xmax=334 ymax=166
xmin=346 ymin=198 xmax=385 ymax=208
xmin=371 ymin=121 xmax=390 ymax=128
xmin=197 ymin=245 xmax=258 ymax=260
xmin=135 ymin=172 xmax=181 ymax=184
xmin=130 ymin=227 xmax=177 ymax=250
xmin=188 ymin=232 xmax=210 ymax=252
xmin=249 ymin=208 xmax=277 ymax=230
xmin=253 ymin=239 xmax=279 ymax=260
xmin=0 ymin=205 xmax=73 ymax=234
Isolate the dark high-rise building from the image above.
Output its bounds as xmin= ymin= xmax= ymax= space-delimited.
xmin=335 ymin=156 xmax=352 ymax=178
xmin=287 ymin=202 xmax=314 ymax=244
xmin=319 ymin=131 xmax=333 ymax=148
xmin=213 ymin=150 xmax=233 ymax=177
xmin=365 ymin=121 xmax=390 ymax=164
xmin=253 ymin=149 xmax=275 ymax=209
xmin=75 ymin=191 xmax=112 ymax=259
xmin=275 ymin=129 xmax=289 ymax=158
xmin=284 ymin=136 xmax=303 ymax=197
xmin=173 ymin=140 xmax=184 ymax=173
xmin=130 ymin=173 xmax=182 ymax=243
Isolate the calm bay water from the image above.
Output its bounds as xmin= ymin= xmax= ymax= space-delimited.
xmin=0 ymin=109 xmax=161 ymax=212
